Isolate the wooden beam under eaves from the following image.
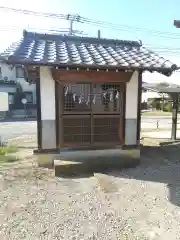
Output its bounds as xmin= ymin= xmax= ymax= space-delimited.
xmin=51 ymin=68 xmax=133 ymax=83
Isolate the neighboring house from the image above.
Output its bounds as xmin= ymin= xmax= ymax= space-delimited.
xmin=0 ymin=62 xmax=36 ymax=109
xmin=142 ymin=82 xmax=180 ymax=102
xmin=141 ymin=81 xmax=180 ymax=110
xmin=0 ymin=30 xmax=177 ymax=160
xmin=142 ymin=82 xmax=169 ymax=102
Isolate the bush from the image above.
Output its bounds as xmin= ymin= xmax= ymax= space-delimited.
xmin=0 ymin=138 xmax=18 ymax=163
xmin=0 ymin=145 xmax=18 ymax=155
xmin=163 ymin=102 xmax=172 ymax=112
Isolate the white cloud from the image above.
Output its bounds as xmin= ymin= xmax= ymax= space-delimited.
xmin=143 ymin=71 xmax=180 ymax=85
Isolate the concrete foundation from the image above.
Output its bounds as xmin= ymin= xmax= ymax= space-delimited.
xmin=125 ymin=118 xmax=137 ymax=145
xmin=54 ymin=148 xmax=140 ymax=177
xmin=41 ymin=120 xmax=56 ymax=149
xmin=36 ymin=152 xmax=59 ymax=168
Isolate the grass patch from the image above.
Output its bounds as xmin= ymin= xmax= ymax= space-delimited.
xmin=0 ymin=140 xmax=19 ymax=163
xmin=0 ymin=145 xmax=18 ymax=155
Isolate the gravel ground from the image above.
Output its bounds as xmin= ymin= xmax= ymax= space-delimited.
xmin=0 ymin=139 xmax=180 ymax=239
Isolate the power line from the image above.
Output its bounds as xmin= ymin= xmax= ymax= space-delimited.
xmin=0 ymin=6 xmax=81 ymax=22
xmin=1 ymin=6 xmax=180 ymax=57
xmin=0 ymin=6 xmax=84 ymax=36
xmin=0 ymin=24 xmax=87 ymax=37
xmin=0 ymin=25 xmax=180 ymax=56
xmin=79 ymin=17 xmax=180 ymax=38
xmin=0 ymin=26 xmax=179 ymax=50
xmin=0 ymin=23 xmax=180 ymax=52
xmin=0 ymin=6 xmax=180 ymax=40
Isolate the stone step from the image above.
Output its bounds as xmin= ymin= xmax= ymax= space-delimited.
xmin=54 ymin=159 xmax=90 ymax=177
xmin=54 ymin=149 xmax=140 ymax=177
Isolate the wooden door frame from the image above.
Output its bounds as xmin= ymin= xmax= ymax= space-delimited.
xmin=54 ymin=71 xmax=128 ymax=149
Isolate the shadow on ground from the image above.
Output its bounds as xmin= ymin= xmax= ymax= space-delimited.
xmin=52 ymin=139 xmax=180 ymax=207
xmin=110 ymin=139 xmax=180 ymax=207
xmin=54 ymin=148 xmax=140 ymax=178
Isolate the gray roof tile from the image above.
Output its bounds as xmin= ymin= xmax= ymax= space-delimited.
xmin=0 ymin=30 xmax=178 ymax=75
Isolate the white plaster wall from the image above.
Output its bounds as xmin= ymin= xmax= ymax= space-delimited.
xmin=125 ymin=71 xmax=139 ymax=146
xmin=40 ymin=67 xmax=55 ymax=120
xmin=125 ymin=71 xmax=139 ymax=119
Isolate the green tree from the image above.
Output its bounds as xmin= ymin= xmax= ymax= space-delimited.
xmin=156 ymin=82 xmax=169 ymax=89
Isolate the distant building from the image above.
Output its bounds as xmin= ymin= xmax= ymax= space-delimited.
xmin=0 ymin=62 xmax=37 ymax=118
xmin=0 ymin=62 xmax=36 ymax=105
xmin=141 ymin=81 xmax=173 ymax=103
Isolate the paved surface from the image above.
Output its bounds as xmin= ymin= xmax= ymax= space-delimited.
xmin=0 ymin=121 xmax=37 ymax=147
xmin=142 ymin=115 xmax=180 ymax=129
xmin=0 ymin=117 xmax=179 ymax=147
xmin=142 ymin=130 xmax=180 ymax=139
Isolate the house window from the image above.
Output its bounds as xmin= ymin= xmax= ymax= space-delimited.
xmin=16 ymin=67 xmax=25 ymax=78
xmin=25 ymin=92 xmax=33 ymax=103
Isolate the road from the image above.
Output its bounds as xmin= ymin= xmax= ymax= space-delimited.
xmin=141 ymin=115 xmax=180 ymax=129
xmin=0 ymin=116 xmax=179 ymax=146
xmin=0 ymin=121 xmax=37 ymax=147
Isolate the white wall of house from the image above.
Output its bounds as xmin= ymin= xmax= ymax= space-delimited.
xmin=141 ymin=92 xmax=148 ymax=102
xmin=141 ymin=91 xmax=169 ymax=103
xmin=0 ymin=62 xmax=36 ymax=104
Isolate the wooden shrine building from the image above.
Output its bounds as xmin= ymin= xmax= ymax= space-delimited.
xmin=0 ymin=30 xmax=178 ymax=161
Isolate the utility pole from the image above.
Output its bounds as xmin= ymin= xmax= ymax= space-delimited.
xmin=68 ymin=16 xmax=86 ymax=36
xmin=65 ymin=14 xmax=87 ymax=36
xmin=172 ymin=20 xmax=180 ymax=140
xmin=69 ymin=19 xmax=73 ymax=35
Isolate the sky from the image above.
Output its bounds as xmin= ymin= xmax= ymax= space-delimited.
xmin=0 ymin=0 xmax=180 ymax=83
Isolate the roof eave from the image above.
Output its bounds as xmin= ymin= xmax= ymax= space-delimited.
xmin=1 ymin=58 xmax=177 ymax=76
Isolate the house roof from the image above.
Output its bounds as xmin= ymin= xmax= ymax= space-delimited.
xmin=142 ymin=81 xmax=180 ymax=93
xmin=0 ymin=30 xmax=178 ymax=75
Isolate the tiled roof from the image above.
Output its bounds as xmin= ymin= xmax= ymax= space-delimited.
xmin=143 ymin=81 xmax=180 ymax=90
xmin=0 ymin=30 xmax=178 ymax=75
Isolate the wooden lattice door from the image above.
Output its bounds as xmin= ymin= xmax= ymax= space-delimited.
xmin=58 ymin=82 xmax=125 ymax=147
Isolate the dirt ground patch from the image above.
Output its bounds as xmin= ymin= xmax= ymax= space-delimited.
xmin=0 ymin=139 xmax=180 ymax=239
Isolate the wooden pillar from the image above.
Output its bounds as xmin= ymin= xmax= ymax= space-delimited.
xmin=36 ymin=76 xmax=42 ymax=150
xmin=136 ymin=71 xmax=142 ymax=144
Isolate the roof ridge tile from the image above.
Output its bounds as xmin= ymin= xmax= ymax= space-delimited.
xmin=23 ymin=30 xmax=142 ymax=47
